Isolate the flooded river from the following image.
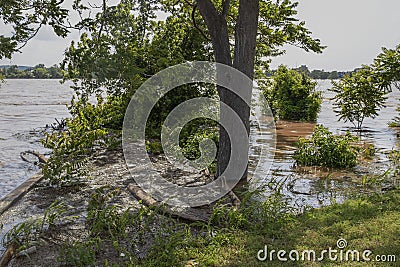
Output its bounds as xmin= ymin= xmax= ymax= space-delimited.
xmin=0 ymin=79 xmax=399 ymax=208
xmin=249 ymin=80 xmax=400 ymax=208
xmin=0 ymin=79 xmax=72 ymax=199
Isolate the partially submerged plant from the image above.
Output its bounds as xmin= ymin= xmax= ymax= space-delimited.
xmin=293 ymin=125 xmax=359 ymax=168
xmin=330 ymin=67 xmax=387 ymax=132
xmin=261 ymin=65 xmax=322 ymax=122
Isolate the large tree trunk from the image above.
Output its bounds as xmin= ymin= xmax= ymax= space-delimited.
xmin=197 ymin=0 xmax=260 ymax=182
xmin=231 ymin=0 xmax=260 ymax=181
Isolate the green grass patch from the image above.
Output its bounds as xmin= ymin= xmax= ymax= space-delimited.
xmin=137 ymin=190 xmax=400 ymax=267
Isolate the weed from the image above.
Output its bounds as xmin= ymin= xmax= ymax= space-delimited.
xmin=2 ymin=201 xmax=75 ymax=253
xmin=293 ymin=125 xmax=359 ymax=168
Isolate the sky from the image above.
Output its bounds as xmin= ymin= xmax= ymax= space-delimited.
xmin=1 ymin=0 xmax=399 ymax=71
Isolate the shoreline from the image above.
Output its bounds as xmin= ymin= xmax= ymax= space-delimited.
xmin=0 ymin=148 xmax=399 ymax=266
xmin=0 ymin=171 xmax=44 ymax=217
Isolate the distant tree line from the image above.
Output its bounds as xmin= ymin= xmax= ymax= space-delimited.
xmin=0 ymin=64 xmax=63 ymax=79
xmin=268 ymin=65 xmax=353 ymax=80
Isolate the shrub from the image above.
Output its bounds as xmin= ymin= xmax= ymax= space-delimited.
xmin=42 ymin=95 xmax=123 ymax=185
xmin=330 ymin=66 xmax=387 ymax=131
xmin=261 ymin=65 xmax=322 ymax=121
xmin=293 ymin=125 xmax=359 ymax=168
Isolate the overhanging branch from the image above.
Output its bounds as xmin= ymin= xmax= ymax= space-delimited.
xmin=222 ymin=0 xmax=231 ymax=18
xmin=191 ymin=3 xmax=211 ymax=41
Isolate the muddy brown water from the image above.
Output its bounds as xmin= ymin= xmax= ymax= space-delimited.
xmin=248 ymin=80 xmax=400 ymax=209
xmin=0 ymin=79 xmax=399 ymax=206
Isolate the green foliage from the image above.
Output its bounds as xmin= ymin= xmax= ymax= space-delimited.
xmin=387 ymin=150 xmax=400 ymax=188
xmin=310 ymin=69 xmax=342 ymax=80
xmin=37 ymin=0 xmax=324 ymax=186
xmin=293 ymin=125 xmax=359 ymax=168
xmin=146 ymin=140 xmax=163 ymax=155
xmin=180 ymin=123 xmax=219 ymax=160
xmin=61 ymin=238 xmax=99 ymax=267
xmin=0 ymin=0 xmax=75 ymax=59
xmin=2 ymin=201 xmax=74 ymax=252
xmin=371 ymin=44 xmax=400 ymax=90
xmin=42 ymin=95 xmax=123 ymax=185
xmin=210 ymin=191 xmax=293 ymax=235
xmin=372 ymin=44 xmax=400 ymax=125
xmin=261 ymin=65 xmax=322 ymax=121
xmin=0 ymin=64 xmax=63 ymax=79
xmin=330 ymin=66 xmax=388 ymax=131
xmin=254 ymin=0 xmax=325 ymax=74
xmin=87 ymin=187 xmax=132 ymax=239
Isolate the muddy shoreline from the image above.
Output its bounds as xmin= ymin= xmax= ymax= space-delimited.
xmin=1 ymin=120 xmax=399 ymax=265
xmin=0 ymin=147 xmax=219 ymax=266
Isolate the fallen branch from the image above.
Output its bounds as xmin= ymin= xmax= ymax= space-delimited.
xmin=0 ymin=242 xmax=17 ymax=267
xmin=20 ymin=151 xmax=47 ymax=165
xmin=288 ymin=187 xmax=312 ymax=196
xmin=127 ymin=182 xmax=211 ymax=223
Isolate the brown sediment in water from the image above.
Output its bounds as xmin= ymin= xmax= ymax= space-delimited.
xmin=275 ymin=120 xmax=316 ymax=156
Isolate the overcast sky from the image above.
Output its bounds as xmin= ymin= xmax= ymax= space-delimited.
xmin=1 ymin=0 xmax=399 ymax=71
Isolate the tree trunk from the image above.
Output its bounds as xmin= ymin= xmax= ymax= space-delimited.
xmin=197 ymin=0 xmax=260 ymax=182
xmin=231 ymin=0 xmax=260 ymax=181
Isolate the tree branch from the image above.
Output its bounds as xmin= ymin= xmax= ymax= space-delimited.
xmin=196 ymin=0 xmax=232 ymax=64
xmin=96 ymin=0 xmax=107 ymax=49
xmin=16 ymin=23 xmax=44 ymax=51
xmin=191 ymin=4 xmax=211 ymax=41
xmin=182 ymin=0 xmax=195 ymax=7
xmin=222 ymin=0 xmax=231 ymax=18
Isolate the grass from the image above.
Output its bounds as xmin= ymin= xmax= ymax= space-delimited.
xmin=136 ymin=190 xmax=400 ymax=267
xmin=8 ymin=187 xmax=400 ymax=266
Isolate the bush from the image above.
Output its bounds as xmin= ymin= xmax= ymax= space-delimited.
xmin=330 ymin=66 xmax=387 ymax=131
xmin=42 ymin=95 xmax=123 ymax=185
xmin=293 ymin=125 xmax=359 ymax=168
xmin=261 ymin=65 xmax=322 ymax=121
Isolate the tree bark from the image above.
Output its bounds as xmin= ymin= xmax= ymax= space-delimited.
xmin=197 ymin=0 xmax=260 ymax=182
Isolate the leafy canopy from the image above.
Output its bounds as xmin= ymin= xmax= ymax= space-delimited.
xmin=3 ymin=0 xmax=325 ymax=184
xmin=0 ymin=0 xmax=77 ymax=59
xmin=262 ymin=65 xmax=322 ymax=121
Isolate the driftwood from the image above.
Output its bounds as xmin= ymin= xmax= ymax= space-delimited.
xmin=46 ymin=118 xmax=66 ymax=131
xmin=0 ymin=242 xmax=17 ymax=267
xmin=20 ymin=151 xmax=47 ymax=165
xmin=0 ymin=244 xmax=37 ymax=267
xmin=0 ymin=152 xmax=46 ymax=266
xmin=128 ymin=181 xmax=243 ymax=223
xmin=288 ymin=187 xmax=312 ymax=196
xmin=127 ymin=182 xmax=212 ymax=223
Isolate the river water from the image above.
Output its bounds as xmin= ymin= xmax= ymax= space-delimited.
xmin=0 ymin=79 xmax=399 ymax=208
xmin=249 ymin=80 xmax=400 ymax=208
xmin=0 ymin=79 xmax=73 ymax=199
